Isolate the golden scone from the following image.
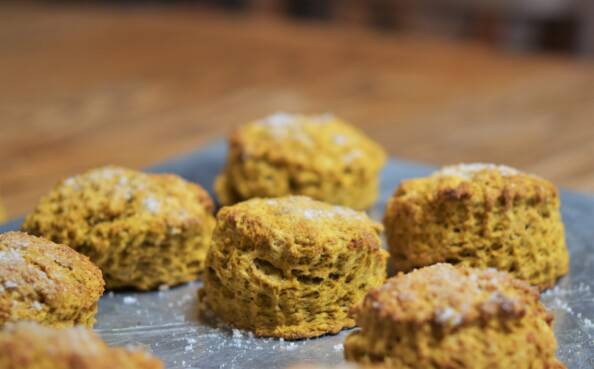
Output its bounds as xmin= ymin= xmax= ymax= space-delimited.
xmin=215 ymin=113 xmax=386 ymax=210
xmin=22 ymin=166 xmax=216 ymax=290
xmin=384 ymin=163 xmax=569 ymax=289
xmin=344 ymin=263 xmax=566 ymax=369
xmin=0 ymin=322 xmax=163 ymax=369
xmin=0 ymin=232 xmax=104 ymax=328
xmin=200 ymin=196 xmax=388 ymax=339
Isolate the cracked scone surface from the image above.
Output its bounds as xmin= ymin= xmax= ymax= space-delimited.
xmin=0 ymin=322 xmax=163 ymax=369
xmin=344 ymin=263 xmax=566 ymax=369
xmin=383 ymin=163 xmax=569 ymax=289
xmin=215 ymin=113 xmax=386 ymax=210
xmin=0 ymin=232 xmax=104 ymax=328
xmin=22 ymin=166 xmax=216 ymax=290
xmin=200 ymin=196 xmax=388 ymax=339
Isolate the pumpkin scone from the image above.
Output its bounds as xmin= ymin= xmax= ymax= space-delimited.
xmin=0 ymin=322 xmax=163 ymax=369
xmin=0 ymin=232 xmax=104 ymax=328
xmin=215 ymin=113 xmax=386 ymax=210
xmin=384 ymin=163 xmax=569 ymax=289
xmin=344 ymin=263 xmax=566 ymax=369
xmin=22 ymin=166 xmax=216 ymax=290
xmin=200 ymin=196 xmax=388 ymax=339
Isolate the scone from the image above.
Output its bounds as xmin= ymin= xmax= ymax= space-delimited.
xmin=384 ymin=163 xmax=569 ymax=289
xmin=0 ymin=232 xmax=104 ymax=327
xmin=22 ymin=166 xmax=216 ymax=290
xmin=344 ymin=263 xmax=566 ymax=369
xmin=0 ymin=322 xmax=163 ymax=369
xmin=215 ymin=113 xmax=386 ymax=210
xmin=200 ymin=196 xmax=388 ymax=339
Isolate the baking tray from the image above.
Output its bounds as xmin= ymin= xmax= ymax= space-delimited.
xmin=1 ymin=141 xmax=593 ymax=369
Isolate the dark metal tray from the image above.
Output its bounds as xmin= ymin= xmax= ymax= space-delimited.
xmin=1 ymin=141 xmax=593 ymax=369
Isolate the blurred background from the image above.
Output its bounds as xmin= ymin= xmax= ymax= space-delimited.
xmin=1 ymin=0 xmax=593 ymax=219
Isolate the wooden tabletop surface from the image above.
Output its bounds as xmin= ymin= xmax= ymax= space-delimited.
xmin=1 ymin=4 xmax=594 ymax=219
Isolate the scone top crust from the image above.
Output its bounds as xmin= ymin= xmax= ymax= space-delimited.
xmin=357 ymin=263 xmax=543 ymax=328
xmin=23 ymin=166 xmax=213 ymax=240
xmin=217 ymin=196 xmax=383 ymax=250
xmin=0 ymin=232 xmax=104 ymax=318
xmin=230 ymin=113 xmax=386 ymax=171
xmin=0 ymin=322 xmax=163 ymax=369
xmin=393 ymin=163 xmax=558 ymax=207
xmin=434 ymin=163 xmax=520 ymax=179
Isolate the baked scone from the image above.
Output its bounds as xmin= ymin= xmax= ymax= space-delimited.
xmin=200 ymin=196 xmax=388 ymax=339
xmin=215 ymin=113 xmax=386 ymax=210
xmin=344 ymin=263 xmax=566 ymax=369
xmin=22 ymin=166 xmax=216 ymax=290
xmin=0 ymin=322 xmax=163 ymax=369
xmin=0 ymin=232 xmax=104 ymax=327
xmin=384 ymin=163 xmax=569 ymax=289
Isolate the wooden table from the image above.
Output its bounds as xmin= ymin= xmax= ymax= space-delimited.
xmin=1 ymin=3 xmax=593 ymax=219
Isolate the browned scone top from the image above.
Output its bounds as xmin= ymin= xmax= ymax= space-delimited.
xmin=22 ymin=165 xmax=216 ymax=290
xmin=356 ymin=263 xmax=539 ymax=327
xmin=0 ymin=322 xmax=163 ymax=369
xmin=344 ymin=263 xmax=566 ymax=369
xmin=217 ymin=195 xmax=384 ymax=249
xmin=0 ymin=232 xmax=104 ymax=328
xmin=215 ymin=113 xmax=386 ymax=210
xmin=384 ymin=163 xmax=569 ymax=289
xmin=201 ymin=196 xmax=388 ymax=339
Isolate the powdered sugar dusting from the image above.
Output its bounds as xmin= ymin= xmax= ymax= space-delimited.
xmin=143 ymin=197 xmax=161 ymax=214
xmin=343 ymin=149 xmax=362 ymax=164
xmin=333 ymin=134 xmax=348 ymax=145
xmin=0 ymin=249 xmax=51 ymax=290
xmin=262 ymin=197 xmax=365 ymax=223
xmin=541 ymin=282 xmax=593 ymax=336
xmin=378 ymin=264 xmax=526 ymax=326
xmin=31 ymin=301 xmax=44 ymax=311
xmin=302 ymin=209 xmax=320 ymax=220
xmin=435 ymin=163 xmax=520 ymax=179
xmin=542 ymin=283 xmax=591 ymax=298
xmin=123 ymin=296 xmax=138 ymax=305
xmin=435 ymin=306 xmax=463 ymax=326
xmin=3 ymin=280 xmax=17 ymax=289
xmin=254 ymin=112 xmax=334 ymax=145
xmin=87 ymin=167 xmax=128 ymax=182
xmin=63 ymin=176 xmax=79 ymax=190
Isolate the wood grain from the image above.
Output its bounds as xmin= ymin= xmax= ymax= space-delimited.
xmin=1 ymin=4 xmax=593 ymax=218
